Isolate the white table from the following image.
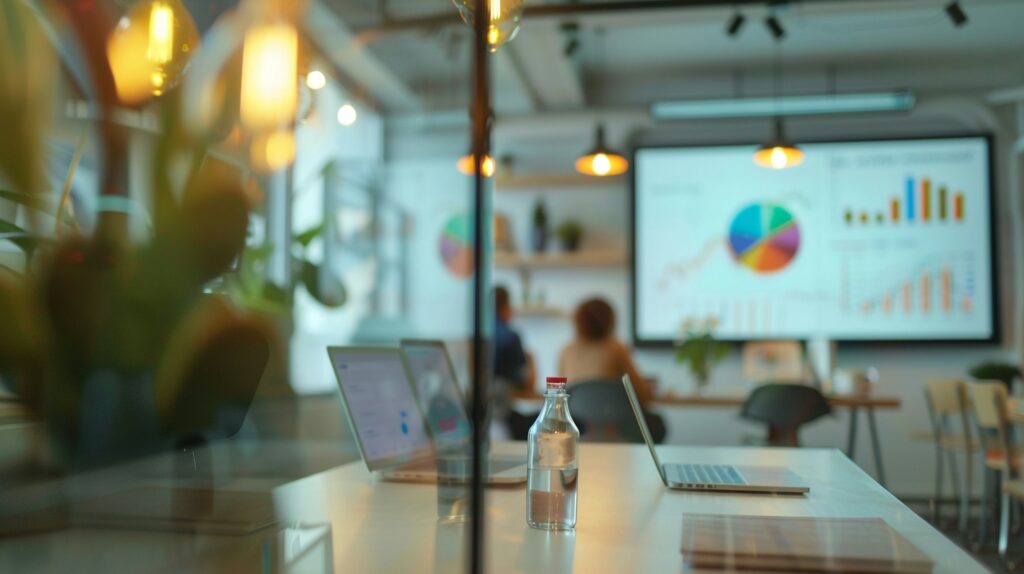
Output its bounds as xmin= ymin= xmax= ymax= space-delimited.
xmin=270 ymin=443 xmax=981 ymax=573
xmin=0 ymin=442 xmax=986 ymax=573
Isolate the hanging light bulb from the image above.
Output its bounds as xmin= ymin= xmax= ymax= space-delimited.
xmin=452 ymin=0 xmax=524 ymax=53
xmin=305 ymin=70 xmax=326 ymax=91
xmin=336 ymin=103 xmax=358 ymax=126
xmin=753 ymin=117 xmax=805 ymax=170
xmin=240 ymin=21 xmax=298 ymax=131
xmin=107 ymin=0 xmax=200 ymax=104
xmin=575 ymin=126 xmax=628 ymax=177
xmin=457 ymin=153 xmax=496 ymax=178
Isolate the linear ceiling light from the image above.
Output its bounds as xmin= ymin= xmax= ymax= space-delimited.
xmin=651 ymin=91 xmax=916 ymax=120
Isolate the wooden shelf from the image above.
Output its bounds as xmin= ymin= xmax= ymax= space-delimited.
xmin=514 ymin=306 xmax=567 ymax=319
xmin=495 ymin=173 xmax=625 ymax=191
xmin=494 ymin=250 xmax=627 ymax=269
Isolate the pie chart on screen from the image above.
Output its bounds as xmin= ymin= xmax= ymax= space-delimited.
xmin=727 ymin=203 xmax=800 ymax=274
xmin=439 ymin=213 xmax=474 ymax=278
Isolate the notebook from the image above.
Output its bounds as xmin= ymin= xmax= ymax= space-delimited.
xmin=680 ymin=514 xmax=934 ymax=573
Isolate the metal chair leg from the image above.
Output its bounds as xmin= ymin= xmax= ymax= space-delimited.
xmin=977 ymin=468 xmax=991 ymax=550
xmin=1000 ymin=488 xmax=1011 ymax=559
xmin=960 ymin=451 xmax=973 ymax=536
xmin=933 ymin=445 xmax=945 ymax=524
xmin=946 ymin=449 xmax=961 ymax=528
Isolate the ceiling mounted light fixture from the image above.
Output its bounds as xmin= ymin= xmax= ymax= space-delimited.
xmin=575 ymin=125 xmax=629 ymax=177
xmin=457 ymin=153 xmax=496 ymax=178
xmin=945 ymin=1 xmax=968 ymax=27
xmin=753 ymin=117 xmax=804 ymax=170
xmin=764 ymin=14 xmax=785 ymax=40
xmin=452 ymin=0 xmax=524 ymax=53
xmin=725 ymin=12 xmax=745 ymax=37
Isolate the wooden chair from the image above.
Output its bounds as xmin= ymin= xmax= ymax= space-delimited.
xmin=966 ymin=381 xmax=1019 ymax=556
xmin=923 ymin=378 xmax=978 ymax=533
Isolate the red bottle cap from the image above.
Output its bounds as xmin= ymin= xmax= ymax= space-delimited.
xmin=546 ymin=377 xmax=568 ymax=388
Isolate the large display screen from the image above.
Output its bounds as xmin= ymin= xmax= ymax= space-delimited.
xmin=633 ymin=136 xmax=996 ymax=343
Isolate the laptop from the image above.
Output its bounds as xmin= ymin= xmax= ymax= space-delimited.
xmin=327 ymin=346 xmax=526 ymax=484
xmin=400 ymin=339 xmax=528 ymax=481
xmin=621 ymin=375 xmax=809 ymax=494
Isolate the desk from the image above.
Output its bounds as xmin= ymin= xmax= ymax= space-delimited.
xmin=0 ymin=442 xmax=979 ymax=573
xmin=264 ymin=443 xmax=981 ymax=572
xmin=512 ymin=390 xmax=902 ymax=487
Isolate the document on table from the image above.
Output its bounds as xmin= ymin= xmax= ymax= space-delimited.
xmin=680 ymin=514 xmax=933 ymax=573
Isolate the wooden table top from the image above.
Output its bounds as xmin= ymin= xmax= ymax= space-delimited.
xmin=511 ymin=389 xmax=902 ymax=410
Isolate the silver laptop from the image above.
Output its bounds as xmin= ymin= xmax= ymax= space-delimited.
xmin=621 ymin=375 xmax=809 ymax=494
xmin=327 ymin=346 xmax=526 ymax=484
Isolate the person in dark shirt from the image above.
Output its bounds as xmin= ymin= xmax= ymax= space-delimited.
xmin=493 ymin=286 xmax=535 ymax=390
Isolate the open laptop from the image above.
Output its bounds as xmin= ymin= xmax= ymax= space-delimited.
xmin=400 ymin=339 xmax=527 ymax=481
xmin=327 ymin=346 xmax=526 ymax=484
xmin=621 ymin=375 xmax=809 ymax=494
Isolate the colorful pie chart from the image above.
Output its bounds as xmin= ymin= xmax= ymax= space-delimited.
xmin=439 ymin=213 xmax=474 ymax=278
xmin=727 ymin=203 xmax=800 ymax=274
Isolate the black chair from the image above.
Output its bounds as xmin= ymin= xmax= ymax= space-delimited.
xmin=568 ymin=379 xmax=666 ymax=444
xmin=740 ymin=384 xmax=831 ymax=447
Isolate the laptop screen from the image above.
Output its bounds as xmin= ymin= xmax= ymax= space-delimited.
xmin=401 ymin=342 xmax=471 ymax=450
xmin=328 ymin=348 xmax=432 ymax=470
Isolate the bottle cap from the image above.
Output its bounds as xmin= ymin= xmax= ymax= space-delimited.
xmin=546 ymin=377 xmax=567 ymax=389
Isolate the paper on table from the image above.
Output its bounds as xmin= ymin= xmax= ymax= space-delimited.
xmin=680 ymin=514 xmax=933 ymax=573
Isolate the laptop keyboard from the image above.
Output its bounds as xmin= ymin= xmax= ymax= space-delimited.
xmin=679 ymin=464 xmax=745 ymax=485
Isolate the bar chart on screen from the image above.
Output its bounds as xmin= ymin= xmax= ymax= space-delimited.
xmin=842 ymin=175 xmax=967 ymax=226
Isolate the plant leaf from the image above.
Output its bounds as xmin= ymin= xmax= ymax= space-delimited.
xmin=294 ymin=222 xmax=325 ymax=248
xmin=0 ymin=220 xmax=38 ymax=255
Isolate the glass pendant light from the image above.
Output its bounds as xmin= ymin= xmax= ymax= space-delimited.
xmin=107 ymin=0 xmax=200 ymax=104
xmin=753 ymin=117 xmax=804 ymax=169
xmin=457 ymin=153 xmax=496 ymax=178
xmin=575 ymin=125 xmax=628 ymax=177
xmin=755 ymin=36 xmax=803 ymax=170
xmin=452 ymin=0 xmax=524 ymax=53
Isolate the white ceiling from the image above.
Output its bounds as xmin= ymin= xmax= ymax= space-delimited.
xmin=318 ymin=0 xmax=1024 ymax=114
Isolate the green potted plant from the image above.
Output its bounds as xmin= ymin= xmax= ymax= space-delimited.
xmin=555 ymin=220 xmax=583 ymax=252
xmin=674 ymin=317 xmax=730 ymax=394
xmin=530 ymin=200 xmax=548 ymax=253
xmin=969 ymin=361 xmax=1021 ymax=392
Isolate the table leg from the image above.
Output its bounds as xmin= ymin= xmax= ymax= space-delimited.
xmin=846 ymin=407 xmax=858 ymax=459
xmin=867 ymin=408 xmax=887 ymax=488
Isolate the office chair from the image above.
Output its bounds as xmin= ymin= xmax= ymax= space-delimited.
xmin=568 ymin=379 xmax=665 ymax=444
xmin=740 ymin=384 xmax=831 ymax=447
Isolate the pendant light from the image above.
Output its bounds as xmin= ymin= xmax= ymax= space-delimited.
xmin=575 ymin=125 xmax=628 ymax=177
xmin=107 ymin=0 xmax=200 ymax=105
xmin=754 ymin=32 xmax=803 ymax=170
xmin=452 ymin=0 xmax=524 ymax=53
xmin=457 ymin=153 xmax=496 ymax=178
xmin=576 ymin=28 xmax=628 ymax=177
xmin=753 ymin=117 xmax=804 ymax=169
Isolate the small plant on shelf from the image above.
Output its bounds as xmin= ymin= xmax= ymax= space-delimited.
xmin=555 ymin=219 xmax=583 ymax=252
xmin=674 ymin=317 xmax=730 ymax=394
xmin=531 ymin=200 xmax=549 ymax=253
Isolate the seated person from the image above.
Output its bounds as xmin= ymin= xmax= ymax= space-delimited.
xmin=559 ymin=297 xmax=655 ymax=404
xmin=492 ymin=286 xmax=537 ymax=440
xmin=493 ymin=286 xmax=535 ymax=391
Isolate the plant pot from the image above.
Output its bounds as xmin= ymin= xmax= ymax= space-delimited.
xmin=559 ymin=236 xmax=581 ymax=252
xmin=530 ymin=226 xmax=548 ymax=253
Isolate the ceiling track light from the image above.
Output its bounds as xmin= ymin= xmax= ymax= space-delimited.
xmin=725 ymin=12 xmax=745 ymax=38
xmin=945 ymin=1 xmax=968 ymax=27
xmin=764 ymin=15 xmax=785 ymax=40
